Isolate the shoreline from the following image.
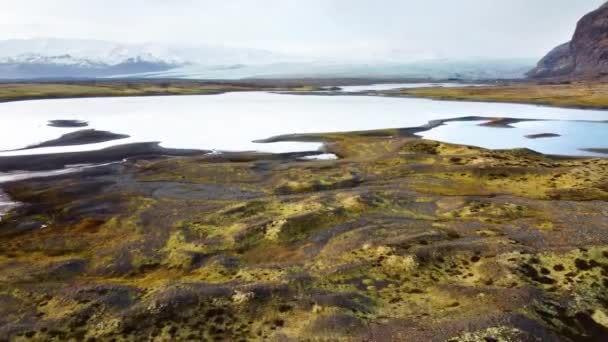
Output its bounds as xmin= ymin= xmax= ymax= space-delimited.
xmin=0 ymin=113 xmax=598 ymax=174
xmin=392 ymin=82 xmax=608 ymax=110
xmin=385 ymin=92 xmax=608 ymax=110
xmin=1 ymin=79 xmax=606 ymax=112
xmin=0 ymin=78 xmax=506 ymax=105
xmin=0 ymin=90 xmax=237 ymax=104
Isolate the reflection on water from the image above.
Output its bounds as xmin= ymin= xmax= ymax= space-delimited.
xmin=0 ymin=90 xmax=606 ymax=157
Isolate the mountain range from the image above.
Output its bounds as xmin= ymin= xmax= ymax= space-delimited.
xmin=0 ymin=38 xmax=536 ymax=80
xmin=0 ymin=38 xmax=293 ymax=79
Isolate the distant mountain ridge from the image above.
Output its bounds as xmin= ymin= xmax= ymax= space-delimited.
xmin=528 ymin=2 xmax=608 ymax=80
xmin=0 ymin=38 xmax=536 ymax=80
xmin=0 ymin=56 xmax=177 ymax=79
xmin=0 ymin=38 xmax=289 ymax=79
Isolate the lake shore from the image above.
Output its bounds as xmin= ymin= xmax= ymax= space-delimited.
xmin=0 ymin=78 xmax=488 ymax=103
xmin=3 ymin=80 xmax=608 ymax=112
xmin=0 ymin=81 xmax=277 ymax=103
xmin=393 ymin=82 xmax=608 ymax=109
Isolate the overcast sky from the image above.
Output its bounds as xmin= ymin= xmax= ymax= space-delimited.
xmin=0 ymin=0 xmax=604 ymax=59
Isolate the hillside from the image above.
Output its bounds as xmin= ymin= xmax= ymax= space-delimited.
xmin=528 ymin=2 xmax=608 ymax=80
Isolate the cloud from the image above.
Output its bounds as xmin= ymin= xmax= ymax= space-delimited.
xmin=0 ymin=0 xmax=604 ymax=59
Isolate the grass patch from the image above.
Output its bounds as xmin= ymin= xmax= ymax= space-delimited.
xmin=397 ymin=82 xmax=608 ymax=109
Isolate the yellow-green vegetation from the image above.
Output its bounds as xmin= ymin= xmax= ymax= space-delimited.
xmin=1 ymin=132 xmax=608 ymax=340
xmin=396 ymin=82 xmax=608 ymax=109
xmin=0 ymin=81 xmax=320 ymax=102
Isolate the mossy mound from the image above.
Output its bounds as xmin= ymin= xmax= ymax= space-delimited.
xmin=1 ymin=135 xmax=608 ymax=340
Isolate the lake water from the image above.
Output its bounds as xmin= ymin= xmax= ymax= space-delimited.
xmin=338 ymin=83 xmax=486 ymax=92
xmin=420 ymin=119 xmax=608 ymax=156
xmin=0 ymin=87 xmax=607 ymax=158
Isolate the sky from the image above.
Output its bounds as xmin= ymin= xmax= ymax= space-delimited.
xmin=0 ymin=0 xmax=605 ymax=60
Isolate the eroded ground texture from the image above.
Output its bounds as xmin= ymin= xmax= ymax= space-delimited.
xmin=1 ymin=133 xmax=608 ymax=341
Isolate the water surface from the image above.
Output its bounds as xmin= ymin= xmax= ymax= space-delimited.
xmin=420 ymin=119 xmax=608 ymax=156
xmin=0 ymin=91 xmax=607 ymax=157
xmin=338 ymin=83 xmax=484 ymax=92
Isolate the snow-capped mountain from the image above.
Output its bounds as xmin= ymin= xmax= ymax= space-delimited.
xmin=0 ymin=38 xmax=293 ymax=79
xmin=0 ymin=38 xmax=535 ymax=80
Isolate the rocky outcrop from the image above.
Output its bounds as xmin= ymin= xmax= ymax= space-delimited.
xmin=528 ymin=43 xmax=574 ymax=79
xmin=528 ymin=2 xmax=608 ymax=80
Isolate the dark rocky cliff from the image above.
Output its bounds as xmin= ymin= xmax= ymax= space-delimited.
xmin=528 ymin=2 xmax=608 ymax=80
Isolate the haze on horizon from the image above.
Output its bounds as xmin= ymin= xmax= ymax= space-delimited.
xmin=0 ymin=0 xmax=604 ymax=61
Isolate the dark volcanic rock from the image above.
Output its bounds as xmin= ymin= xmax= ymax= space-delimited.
xmin=525 ymin=133 xmax=561 ymax=139
xmin=581 ymin=147 xmax=608 ymax=154
xmin=48 ymin=120 xmax=89 ymax=128
xmin=21 ymin=129 xmax=129 ymax=150
xmin=0 ymin=142 xmax=209 ymax=172
xmin=528 ymin=2 xmax=608 ymax=80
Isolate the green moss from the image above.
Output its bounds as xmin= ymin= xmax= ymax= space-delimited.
xmin=2 ymin=130 xmax=608 ymax=340
xmin=0 ymin=81 xmax=310 ymax=103
xmin=396 ymin=82 xmax=608 ymax=109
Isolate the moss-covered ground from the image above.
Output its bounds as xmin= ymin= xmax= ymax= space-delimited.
xmin=0 ymin=81 xmax=322 ymax=103
xmin=395 ymin=82 xmax=608 ymax=109
xmin=1 ymin=132 xmax=608 ymax=341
